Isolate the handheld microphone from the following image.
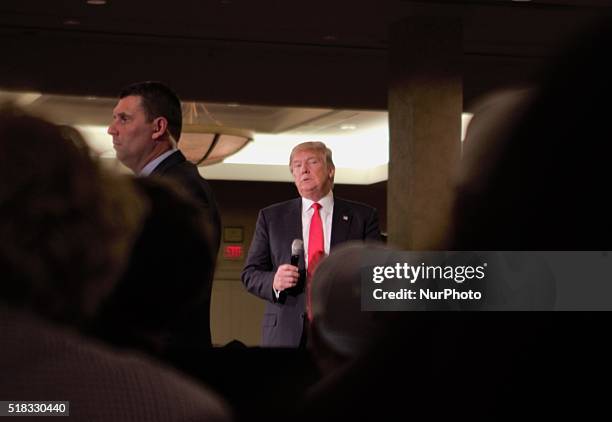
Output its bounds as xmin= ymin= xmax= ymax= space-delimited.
xmin=291 ymin=239 xmax=303 ymax=267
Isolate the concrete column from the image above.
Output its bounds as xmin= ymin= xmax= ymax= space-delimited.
xmin=387 ymin=17 xmax=462 ymax=249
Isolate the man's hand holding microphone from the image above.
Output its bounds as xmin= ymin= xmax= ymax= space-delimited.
xmin=273 ymin=239 xmax=303 ymax=292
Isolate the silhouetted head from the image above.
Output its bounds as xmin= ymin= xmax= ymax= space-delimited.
xmin=0 ymin=107 xmax=144 ymax=324
xmin=309 ymin=241 xmax=393 ymax=373
xmin=451 ymin=19 xmax=612 ymax=250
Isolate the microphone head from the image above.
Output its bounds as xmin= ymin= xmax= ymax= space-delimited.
xmin=291 ymin=239 xmax=304 ymax=256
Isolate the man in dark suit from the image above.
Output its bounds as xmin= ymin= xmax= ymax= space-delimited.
xmin=242 ymin=141 xmax=381 ymax=347
xmin=107 ymin=81 xmax=220 ymax=350
xmin=108 ymin=81 xmax=221 ymax=251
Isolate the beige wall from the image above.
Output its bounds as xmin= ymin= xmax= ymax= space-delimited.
xmin=207 ymin=180 xmax=386 ymax=346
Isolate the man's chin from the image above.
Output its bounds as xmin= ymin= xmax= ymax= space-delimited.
xmin=298 ymin=181 xmax=316 ymax=190
xmin=298 ymin=185 xmax=315 ymax=194
xmin=114 ymin=152 xmax=128 ymax=166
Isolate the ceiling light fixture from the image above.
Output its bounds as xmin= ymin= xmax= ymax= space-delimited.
xmin=178 ymin=102 xmax=253 ymax=166
xmin=86 ymin=0 xmax=107 ymax=5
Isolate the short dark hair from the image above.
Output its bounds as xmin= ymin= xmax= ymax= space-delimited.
xmin=119 ymin=81 xmax=183 ymax=142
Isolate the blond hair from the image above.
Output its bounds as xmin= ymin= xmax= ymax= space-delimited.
xmin=289 ymin=141 xmax=335 ymax=183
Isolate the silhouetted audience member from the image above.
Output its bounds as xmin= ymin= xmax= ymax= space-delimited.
xmin=451 ymin=39 xmax=610 ymax=250
xmin=442 ymin=90 xmax=557 ymax=310
xmin=443 ymin=18 xmax=612 ymax=418
xmin=89 ymin=176 xmax=217 ymax=367
xmin=0 ymin=108 xmax=231 ymax=421
xmin=307 ymin=242 xmax=392 ymax=375
xmin=298 ymin=17 xmax=612 ymax=421
xmin=0 ymin=109 xmax=142 ymax=325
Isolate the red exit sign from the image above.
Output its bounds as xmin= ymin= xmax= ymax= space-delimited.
xmin=223 ymin=245 xmax=243 ymax=260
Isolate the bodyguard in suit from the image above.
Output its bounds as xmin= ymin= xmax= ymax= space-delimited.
xmin=242 ymin=141 xmax=381 ymax=347
xmin=107 ymin=81 xmax=220 ymax=350
xmin=108 ymin=81 xmax=221 ymax=251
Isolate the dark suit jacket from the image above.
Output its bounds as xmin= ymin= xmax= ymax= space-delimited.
xmin=241 ymin=196 xmax=381 ymax=347
xmin=149 ymin=150 xmax=221 ymax=353
xmin=89 ymin=177 xmax=216 ymax=363
xmin=152 ymin=150 xmax=222 ymax=253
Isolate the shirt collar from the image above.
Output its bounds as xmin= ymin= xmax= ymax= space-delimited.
xmin=302 ymin=190 xmax=334 ymax=213
xmin=139 ymin=148 xmax=178 ymax=176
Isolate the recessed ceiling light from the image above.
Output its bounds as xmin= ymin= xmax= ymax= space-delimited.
xmin=226 ymin=103 xmax=240 ymax=108
xmin=340 ymin=124 xmax=357 ymax=130
xmin=63 ymin=19 xmax=80 ymax=26
xmin=86 ymin=0 xmax=107 ymax=5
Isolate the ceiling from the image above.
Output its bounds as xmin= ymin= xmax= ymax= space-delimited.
xmin=2 ymin=0 xmax=611 ymax=108
xmin=0 ymin=88 xmax=393 ymax=184
xmin=1 ymin=1 xmax=611 ymax=182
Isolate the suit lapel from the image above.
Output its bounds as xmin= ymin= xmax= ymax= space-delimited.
xmin=285 ymin=198 xmax=303 ymax=240
xmin=278 ymin=199 xmax=305 ymax=300
xmin=331 ymin=198 xmax=352 ymax=248
xmin=288 ymin=198 xmax=305 ymax=268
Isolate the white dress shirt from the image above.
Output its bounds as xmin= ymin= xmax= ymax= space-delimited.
xmin=273 ymin=190 xmax=334 ymax=299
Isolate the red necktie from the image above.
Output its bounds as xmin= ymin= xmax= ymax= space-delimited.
xmin=307 ymin=202 xmax=324 ymax=321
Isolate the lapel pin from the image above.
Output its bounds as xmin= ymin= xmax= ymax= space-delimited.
xmin=342 ymin=215 xmax=349 ymax=221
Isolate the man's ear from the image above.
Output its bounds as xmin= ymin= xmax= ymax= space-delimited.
xmin=151 ymin=117 xmax=168 ymax=140
xmin=328 ymin=166 xmax=335 ymax=181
